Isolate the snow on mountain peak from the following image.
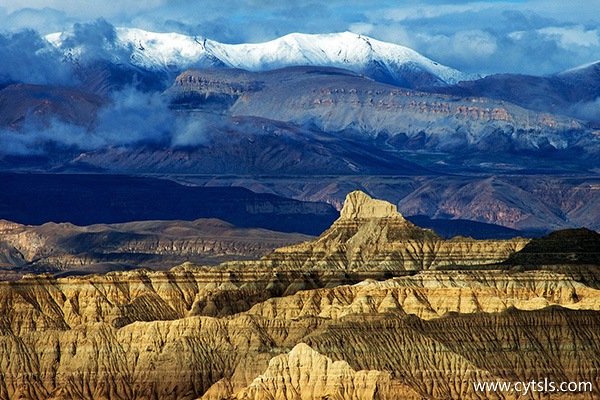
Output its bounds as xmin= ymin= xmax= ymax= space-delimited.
xmin=45 ymin=28 xmax=468 ymax=87
xmin=207 ymin=31 xmax=467 ymax=85
xmin=557 ymin=59 xmax=600 ymax=76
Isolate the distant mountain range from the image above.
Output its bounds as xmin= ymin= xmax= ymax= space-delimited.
xmin=42 ymin=27 xmax=600 ymax=122
xmin=46 ymin=28 xmax=470 ymax=89
xmin=0 ymin=217 xmax=313 ymax=279
xmin=434 ymin=61 xmax=600 ymax=123
xmin=3 ymin=66 xmax=595 ymax=174
xmin=166 ymin=66 xmax=596 ymax=172
xmin=1 ymin=27 xmax=599 ymax=236
xmin=28 ymin=26 xmax=597 ymax=127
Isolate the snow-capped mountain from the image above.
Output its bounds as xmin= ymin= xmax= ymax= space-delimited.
xmin=45 ymin=28 xmax=469 ymax=88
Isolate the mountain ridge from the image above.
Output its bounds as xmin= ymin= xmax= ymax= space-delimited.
xmin=168 ymin=66 xmax=594 ymax=173
xmin=45 ymin=28 xmax=469 ymax=89
xmin=0 ymin=217 xmax=313 ymax=280
xmin=434 ymin=60 xmax=600 ymax=122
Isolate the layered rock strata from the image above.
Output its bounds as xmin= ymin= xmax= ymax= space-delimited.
xmin=170 ymin=67 xmax=582 ymax=137
xmin=1 ymin=269 xmax=600 ymax=399
xmin=261 ymin=190 xmax=528 ymax=270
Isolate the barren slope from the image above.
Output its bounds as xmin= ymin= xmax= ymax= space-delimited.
xmin=0 ymin=218 xmax=312 ymax=279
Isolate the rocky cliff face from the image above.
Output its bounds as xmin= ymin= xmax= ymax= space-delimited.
xmin=0 ymin=191 xmax=599 ymax=400
xmin=261 ymin=191 xmax=528 ymax=270
xmin=169 ymin=67 xmax=589 ymax=160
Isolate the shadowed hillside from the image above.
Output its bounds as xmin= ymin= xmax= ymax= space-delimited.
xmin=0 ymin=173 xmax=338 ymax=235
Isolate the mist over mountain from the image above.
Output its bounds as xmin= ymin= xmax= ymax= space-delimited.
xmin=0 ymin=85 xmax=182 ymax=155
xmin=0 ymin=29 xmax=76 ymax=87
xmin=2 ymin=65 xmax=597 ymax=175
xmin=0 ymin=21 xmax=469 ymax=163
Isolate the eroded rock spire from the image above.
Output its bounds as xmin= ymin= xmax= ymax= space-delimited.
xmin=263 ymin=190 xmax=527 ymax=270
xmin=339 ymin=190 xmax=404 ymax=220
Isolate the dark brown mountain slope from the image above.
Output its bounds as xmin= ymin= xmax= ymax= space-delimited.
xmin=0 ymin=83 xmax=105 ymax=129
xmin=506 ymin=228 xmax=600 ymax=266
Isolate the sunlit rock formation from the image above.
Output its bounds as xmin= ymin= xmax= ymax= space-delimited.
xmin=262 ymin=190 xmax=528 ymax=270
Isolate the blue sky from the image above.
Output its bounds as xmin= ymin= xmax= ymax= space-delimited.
xmin=0 ymin=0 xmax=599 ymax=75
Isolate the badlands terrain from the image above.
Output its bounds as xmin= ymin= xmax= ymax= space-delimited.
xmin=0 ymin=191 xmax=599 ymax=399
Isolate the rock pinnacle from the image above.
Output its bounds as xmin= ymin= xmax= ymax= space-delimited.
xmin=339 ymin=190 xmax=404 ymax=220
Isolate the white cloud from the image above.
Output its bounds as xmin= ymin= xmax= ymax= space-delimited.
xmin=415 ymin=29 xmax=498 ymax=71
xmin=348 ymin=22 xmax=374 ymax=35
xmin=454 ymin=30 xmax=497 ymax=55
xmin=367 ymin=24 xmax=417 ymax=49
xmin=538 ymin=26 xmax=600 ymax=48
xmin=366 ymin=2 xmax=497 ymax=22
xmin=0 ymin=1 xmax=165 ymax=18
xmin=523 ymin=0 xmax=600 ymax=23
